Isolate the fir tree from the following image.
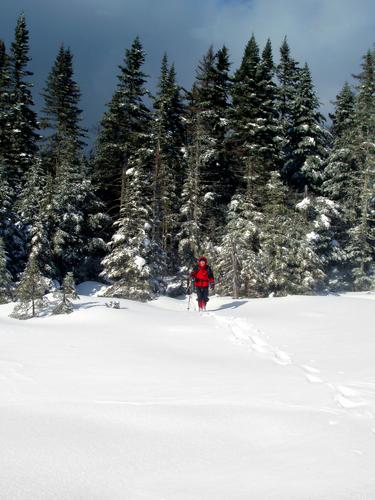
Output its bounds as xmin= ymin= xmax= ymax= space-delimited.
xmin=322 ymin=83 xmax=357 ymax=287
xmin=50 ymin=140 xmax=107 ymax=280
xmin=346 ymin=50 xmax=375 ymax=290
xmin=93 ymin=36 xmax=150 ymax=220
xmin=323 ymin=82 xmax=357 ymax=202
xmin=10 ymin=253 xmax=48 ymax=319
xmin=216 ymin=192 xmax=266 ymax=298
xmin=16 ymin=155 xmax=45 ymax=233
xmin=256 ymin=39 xmax=282 ymax=176
xmin=295 ymin=194 xmax=341 ymax=292
xmin=0 ymin=40 xmax=12 ymax=157
xmin=276 ymin=37 xmax=300 ymax=183
xmin=229 ymin=35 xmax=262 ymax=198
xmin=0 ymin=157 xmax=25 ymax=277
xmin=52 ymin=271 xmax=79 ymax=314
xmin=178 ymin=45 xmax=232 ymax=265
xmin=229 ymin=35 xmax=279 ymax=208
xmin=24 ymin=169 xmax=57 ymax=281
xmin=101 ymin=148 xmax=165 ymax=301
xmin=151 ymin=54 xmax=185 ymax=265
xmin=7 ymin=13 xmax=39 ymax=195
xmin=192 ymin=45 xmax=231 ymax=220
xmin=177 ymin=140 xmax=204 ymax=266
xmin=0 ymin=237 xmax=13 ymax=303
xmin=40 ymin=46 xmax=107 ymax=281
xmin=289 ymin=64 xmax=329 ymax=192
xmin=100 ymin=38 xmax=166 ymax=299
xmin=40 ymin=44 xmax=87 ymax=176
xmin=260 ymin=171 xmax=296 ymax=296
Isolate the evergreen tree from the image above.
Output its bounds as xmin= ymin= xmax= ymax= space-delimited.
xmin=0 ymin=157 xmax=25 ymax=277
xmin=16 ymin=155 xmax=45 ymax=233
xmin=345 ymin=50 xmax=375 ymax=289
xmin=193 ymin=45 xmax=231 ymax=220
xmin=289 ymin=64 xmax=329 ymax=192
xmin=216 ymin=191 xmax=266 ymax=298
xmin=178 ymin=45 xmax=232 ymax=266
xmin=52 ymin=271 xmax=79 ymax=314
xmin=10 ymin=253 xmax=48 ymax=319
xmin=93 ymin=36 xmax=150 ymax=220
xmin=323 ymin=82 xmax=357 ymax=202
xmin=40 ymin=44 xmax=86 ymax=176
xmin=50 ymin=140 xmax=108 ymax=280
xmin=151 ymin=54 xmax=185 ymax=265
xmin=322 ymin=83 xmax=357 ymax=287
xmin=23 ymin=170 xmax=57 ymax=281
xmin=229 ymin=35 xmax=262 ymax=199
xmin=0 ymin=237 xmax=13 ymax=303
xmin=101 ymin=38 xmax=166 ymax=299
xmin=229 ymin=35 xmax=280 ymax=208
xmin=177 ymin=140 xmax=204 ymax=266
xmin=295 ymin=194 xmax=341 ymax=292
xmin=7 ymin=13 xmax=39 ymax=195
xmin=259 ymin=171 xmax=296 ymax=296
xmin=276 ymin=37 xmax=300 ymax=184
xmin=40 ymin=46 xmax=107 ymax=280
xmin=0 ymin=40 xmax=12 ymax=157
xmin=101 ymin=148 xmax=165 ymax=301
xmin=256 ymin=39 xmax=282 ymax=177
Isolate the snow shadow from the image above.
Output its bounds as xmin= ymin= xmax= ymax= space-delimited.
xmin=210 ymin=300 xmax=247 ymax=311
xmin=74 ymin=301 xmax=127 ymax=311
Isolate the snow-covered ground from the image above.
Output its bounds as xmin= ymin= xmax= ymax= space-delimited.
xmin=1 ymin=283 xmax=375 ymax=499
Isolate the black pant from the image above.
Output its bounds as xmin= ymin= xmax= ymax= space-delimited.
xmin=196 ymin=286 xmax=209 ymax=303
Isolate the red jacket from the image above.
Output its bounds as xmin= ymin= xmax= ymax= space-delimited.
xmin=191 ymin=262 xmax=215 ymax=287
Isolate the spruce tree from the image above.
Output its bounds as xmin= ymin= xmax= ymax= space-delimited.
xmin=216 ymin=191 xmax=266 ymax=298
xmin=276 ymin=37 xmax=300 ymax=184
xmin=7 ymin=13 xmax=39 ymax=195
xmin=0 ymin=157 xmax=25 ymax=277
xmin=40 ymin=46 xmax=107 ymax=280
xmin=229 ymin=35 xmax=280 ymax=208
xmin=0 ymin=237 xmax=13 ymax=303
xmin=322 ymin=83 xmax=357 ymax=287
xmin=23 ymin=169 xmax=57 ymax=281
xmin=101 ymin=38 xmax=166 ymax=300
xmin=229 ymin=35 xmax=262 ymax=199
xmin=297 ymin=64 xmax=330 ymax=192
xmin=192 ymin=45 xmax=231 ymax=222
xmin=260 ymin=171 xmax=296 ymax=296
xmin=50 ymin=140 xmax=107 ymax=280
xmin=178 ymin=45 xmax=232 ymax=266
xmin=10 ymin=253 xmax=48 ymax=319
xmin=323 ymin=82 xmax=357 ymax=202
xmin=52 ymin=271 xmax=79 ymax=314
xmin=345 ymin=50 xmax=375 ymax=290
xmin=101 ymin=149 xmax=165 ymax=301
xmin=177 ymin=140 xmax=204 ymax=267
xmin=93 ymin=36 xmax=150 ymax=220
xmin=151 ymin=54 xmax=185 ymax=266
xmin=256 ymin=39 xmax=282 ymax=177
xmin=0 ymin=40 xmax=12 ymax=157
xmin=16 ymin=155 xmax=45 ymax=233
xmin=40 ymin=44 xmax=86 ymax=176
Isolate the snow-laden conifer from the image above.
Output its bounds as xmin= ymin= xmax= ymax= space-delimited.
xmin=52 ymin=272 xmax=79 ymax=314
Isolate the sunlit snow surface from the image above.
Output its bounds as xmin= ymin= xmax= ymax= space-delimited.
xmin=1 ymin=283 xmax=375 ymax=499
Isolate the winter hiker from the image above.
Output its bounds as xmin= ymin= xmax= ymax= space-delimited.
xmin=190 ymin=256 xmax=215 ymax=311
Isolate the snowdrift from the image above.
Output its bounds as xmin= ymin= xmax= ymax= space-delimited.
xmin=1 ymin=285 xmax=375 ymax=499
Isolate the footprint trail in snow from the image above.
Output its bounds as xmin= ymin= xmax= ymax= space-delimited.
xmin=210 ymin=312 xmax=375 ymax=434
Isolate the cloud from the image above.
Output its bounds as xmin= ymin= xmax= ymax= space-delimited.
xmin=1 ymin=0 xmax=375 ymax=142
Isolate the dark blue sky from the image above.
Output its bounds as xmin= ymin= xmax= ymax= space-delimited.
xmin=1 ymin=0 xmax=375 ymax=147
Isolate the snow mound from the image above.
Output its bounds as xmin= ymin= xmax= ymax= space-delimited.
xmin=76 ymin=281 xmax=108 ymax=296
